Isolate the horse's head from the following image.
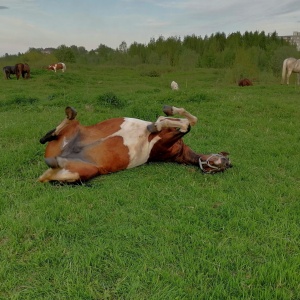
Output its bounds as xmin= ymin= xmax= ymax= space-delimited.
xmin=40 ymin=106 xmax=78 ymax=145
xmin=46 ymin=65 xmax=54 ymax=70
xmin=199 ymin=152 xmax=232 ymax=174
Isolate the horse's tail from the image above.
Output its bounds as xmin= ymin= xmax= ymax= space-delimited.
xmin=281 ymin=59 xmax=287 ymax=84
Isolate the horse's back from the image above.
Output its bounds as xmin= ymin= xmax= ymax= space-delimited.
xmin=285 ymin=57 xmax=300 ymax=70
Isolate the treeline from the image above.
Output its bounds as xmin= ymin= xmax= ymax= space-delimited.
xmin=2 ymin=31 xmax=299 ymax=78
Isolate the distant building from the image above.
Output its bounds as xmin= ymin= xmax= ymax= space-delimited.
xmin=41 ymin=47 xmax=55 ymax=54
xmin=280 ymin=31 xmax=300 ymax=51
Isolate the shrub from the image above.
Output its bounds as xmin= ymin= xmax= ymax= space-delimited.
xmin=187 ymin=93 xmax=209 ymax=102
xmin=140 ymin=70 xmax=160 ymax=77
xmin=96 ymin=92 xmax=125 ymax=108
xmin=0 ymin=96 xmax=39 ymax=108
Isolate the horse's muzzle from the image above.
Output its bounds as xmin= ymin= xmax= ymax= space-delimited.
xmin=40 ymin=128 xmax=56 ymax=144
xmin=199 ymin=153 xmax=232 ymax=174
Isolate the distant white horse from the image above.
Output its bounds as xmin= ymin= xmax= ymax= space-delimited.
xmin=281 ymin=57 xmax=300 ymax=85
xmin=171 ymin=81 xmax=179 ymax=90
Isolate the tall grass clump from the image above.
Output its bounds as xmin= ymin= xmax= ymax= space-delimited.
xmin=0 ymin=96 xmax=39 ymax=110
xmin=96 ymin=92 xmax=126 ymax=108
xmin=187 ymin=92 xmax=210 ymax=103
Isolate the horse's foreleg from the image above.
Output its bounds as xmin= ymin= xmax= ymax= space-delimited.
xmin=286 ymin=70 xmax=293 ymax=85
xmin=147 ymin=116 xmax=190 ymax=133
xmin=147 ymin=105 xmax=198 ymax=133
xmin=163 ymin=105 xmax=198 ymax=126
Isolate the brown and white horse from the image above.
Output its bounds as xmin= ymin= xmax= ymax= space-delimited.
xmin=39 ymin=105 xmax=232 ymax=183
xmin=46 ymin=62 xmax=66 ymax=72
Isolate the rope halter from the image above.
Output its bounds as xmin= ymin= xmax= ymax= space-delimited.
xmin=199 ymin=153 xmax=231 ymax=174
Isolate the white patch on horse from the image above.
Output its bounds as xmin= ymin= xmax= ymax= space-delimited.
xmin=62 ymin=137 xmax=68 ymax=148
xmin=111 ymin=118 xmax=161 ymax=168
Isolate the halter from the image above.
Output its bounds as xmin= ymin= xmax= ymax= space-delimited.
xmin=199 ymin=154 xmax=226 ymax=174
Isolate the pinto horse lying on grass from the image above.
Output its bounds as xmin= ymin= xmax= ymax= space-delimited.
xmin=39 ymin=105 xmax=232 ymax=183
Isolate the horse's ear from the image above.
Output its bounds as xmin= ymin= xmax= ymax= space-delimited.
xmin=65 ymin=107 xmax=77 ymax=120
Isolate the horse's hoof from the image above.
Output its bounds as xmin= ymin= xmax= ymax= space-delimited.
xmin=163 ymin=105 xmax=174 ymax=116
xmin=147 ymin=123 xmax=159 ymax=133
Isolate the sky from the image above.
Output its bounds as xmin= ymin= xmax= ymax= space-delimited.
xmin=0 ymin=0 xmax=299 ymax=56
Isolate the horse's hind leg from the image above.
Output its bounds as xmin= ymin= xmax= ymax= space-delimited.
xmin=39 ymin=155 xmax=100 ymax=182
xmin=38 ymin=168 xmax=80 ymax=183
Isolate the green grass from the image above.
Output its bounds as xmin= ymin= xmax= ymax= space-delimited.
xmin=0 ymin=64 xmax=299 ymax=299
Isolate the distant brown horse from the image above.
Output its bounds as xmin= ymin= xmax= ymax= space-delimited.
xmin=238 ymin=78 xmax=253 ymax=86
xmin=15 ymin=63 xmax=30 ymax=79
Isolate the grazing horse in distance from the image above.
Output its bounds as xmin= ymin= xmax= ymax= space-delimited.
xmin=238 ymin=78 xmax=253 ymax=86
xmin=15 ymin=63 xmax=30 ymax=79
xmin=39 ymin=105 xmax=232 ymax=183
xmin=171 ymin=81 xmax=179 ymax=90
xmin=23 ymin=63 xmax=30 ymax=79
xmin=281 ymin=57 xmax=300 ymax=85
xmin=3 ymin=66 xmax=16 ymax=79
xmin=46 ymin=62 xmax=66 ymax=72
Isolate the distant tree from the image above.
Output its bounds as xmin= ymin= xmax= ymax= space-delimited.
xmin=128 ymin=42 xmax=147 ymax=63
xmin=183 ymin=34 xmax=204 ymax=54
xmin=118 ymin=41 xmax=128 ymax=53
xmin=164 ymin=36 xmax=181 ymax=66
xmin=1 ymin=30 xmax=294 ymax=71
xmin=22 ymin=48 xmax=44 ymax=63
xmin=271 ymin=45 xmax=299 ymax=75
xmin=54 ymin=45 xmax=76 ymax=63
xmin=95 ymin=44 xmax=115 ymax=63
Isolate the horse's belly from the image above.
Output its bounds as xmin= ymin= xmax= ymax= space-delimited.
xmin=86 ymin=118 xmax=160 ymax=172
xmin=116 ymin=118 xmax=161 ymax=169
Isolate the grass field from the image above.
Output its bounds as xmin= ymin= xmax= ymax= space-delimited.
xmin=0 ymin=64 xmax=299 ymax=299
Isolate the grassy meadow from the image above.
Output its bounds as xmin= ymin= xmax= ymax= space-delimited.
xmin=0 ymin=63 xmax=299 ymax=299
